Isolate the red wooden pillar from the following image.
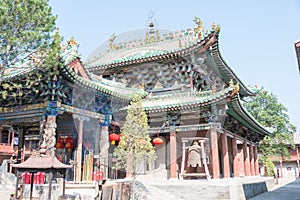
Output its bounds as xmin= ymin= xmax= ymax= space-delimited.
xmin=221 ymin=132 xmax=230 ymax=178
xmin=169 ymin=131 xmax=177 ymax=179
xmin=250 ymin=145 xmax=255 ymax=176
xmin=210 ymin=126 xmax=219 ymax=179
xmin=238 ymin=143 xmax=245 ymax=177
xmin=232 ymin=136 xmax=239 ymax=177
xmin=243 ymin=141 xmax=251 ymax=176
xmin=254 ymin=146 xmax=260 ymax=175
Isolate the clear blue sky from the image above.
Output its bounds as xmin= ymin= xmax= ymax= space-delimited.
xmin=49 ymin=0 xmax=300 ymax=132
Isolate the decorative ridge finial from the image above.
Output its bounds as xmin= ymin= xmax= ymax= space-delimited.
xmin=145 ymin=10 xmax=160 ymax=43
xmin=193 ymin=16 xmax=204 ymax=39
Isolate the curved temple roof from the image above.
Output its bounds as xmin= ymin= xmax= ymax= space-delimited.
xmin=85 ymin=22 xmax=257 ymax=98
xmin=12 ymin=154 xmax=72 ymax=170
xmin=1 ymin=17 xmax=271 ymax=137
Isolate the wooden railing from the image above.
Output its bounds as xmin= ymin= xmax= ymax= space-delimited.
xmin=0 ymin=143 xmax=16 ymax=154
xmin=0 ymin=143 xmax=33 ymax=157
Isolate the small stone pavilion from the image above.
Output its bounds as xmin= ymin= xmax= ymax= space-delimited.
xmin=0 ymin=17 xmax=271 ymax=181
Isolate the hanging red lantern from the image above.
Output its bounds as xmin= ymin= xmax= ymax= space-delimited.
xmin=65 ymin=137 xmax=74 ymax=144
xmin=56 ymin=142 xmax=64 ymax=148
xmin=58 ymin=138 xmax=64 ymax=143
xmin=152 ymin=137 xmax=164 ymax=145
xmin=109 ymin=133 xmax=120 ymax=145
xmin=65 ymin=143 xmax=71 ymax=148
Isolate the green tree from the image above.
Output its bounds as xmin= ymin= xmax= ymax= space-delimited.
xmin=0 ymin=0 xmax=62 ymax=100
xmin=243 ymin=89 xmax=296 ymax=133
xmin=0 ymin=0 xmax=57 ymax=80
xmin=114 ymin=93 xmax=156 ymax=178
xmin=244 ymin=88 xmax=296 ymax=164
xmin=265 ymin=157 xmax=275 ymax=177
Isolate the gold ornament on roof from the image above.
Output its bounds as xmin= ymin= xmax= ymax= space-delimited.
xmin=141 ymin=81 xmax=145 ymax=90
xmin=229 ymin=79 xmax=234 ymax=87
xmin=216 ymin=25 xmax=221 ymax=33
xmin=150 ymin=35 xmax=155 ymax=43
xmin=230 ymin=82 xmax=240 ymax=97
xmin=193 ymin=16 xmax=204 ymax=38
xmin=212 ymin=22 xmax=216 ymax=31
xmin=234 ymin=82 xmax=240 ymax=93
xmin=69 ymin=37 xmax=77 ymax=46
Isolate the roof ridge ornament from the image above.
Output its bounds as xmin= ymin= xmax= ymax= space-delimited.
xmin=109 ymin=33 xmax=117 ymax=50
xmin=193 ymin=16 xmax=204 ymax=39
xmin=145 ymin=10 xmax=160 ymax=44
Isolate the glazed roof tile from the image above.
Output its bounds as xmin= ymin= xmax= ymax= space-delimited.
xmin=61 ymin=65 xmax=146 ymax=99
xmin=142 ymin=87 xmax=233 ymax=112
xmin=2 ymin=60 xmax=37 ymax=80
xmin=85 ymin=28 xmax=215 ymax=70
xmin=86 ymin=26 xmax=255 ymax=97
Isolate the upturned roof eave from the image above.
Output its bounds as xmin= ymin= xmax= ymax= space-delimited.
xmin=61 ymin=64 xmax=146 ymax=101
xmin=228 ymin=95 xmax=271 ymax=136
xmin=210 ymin=39 xmax=257 ymax=97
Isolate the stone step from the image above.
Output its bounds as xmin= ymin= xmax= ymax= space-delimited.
xmin=140 ymin=181 xmax=230 ymax=200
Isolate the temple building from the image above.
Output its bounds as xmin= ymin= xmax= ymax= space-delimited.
xmin=0 ymin=17 xmax=271 ymax=180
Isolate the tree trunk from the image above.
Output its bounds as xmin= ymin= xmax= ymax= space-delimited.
xmin=126 ymin=152 xmax=134 ymax=178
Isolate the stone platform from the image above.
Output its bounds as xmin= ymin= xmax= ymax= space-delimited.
xmin=135 ymin=176 xmax=275 ymax=200
xmin=97 ymin=176 xmax=276 ymax=200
